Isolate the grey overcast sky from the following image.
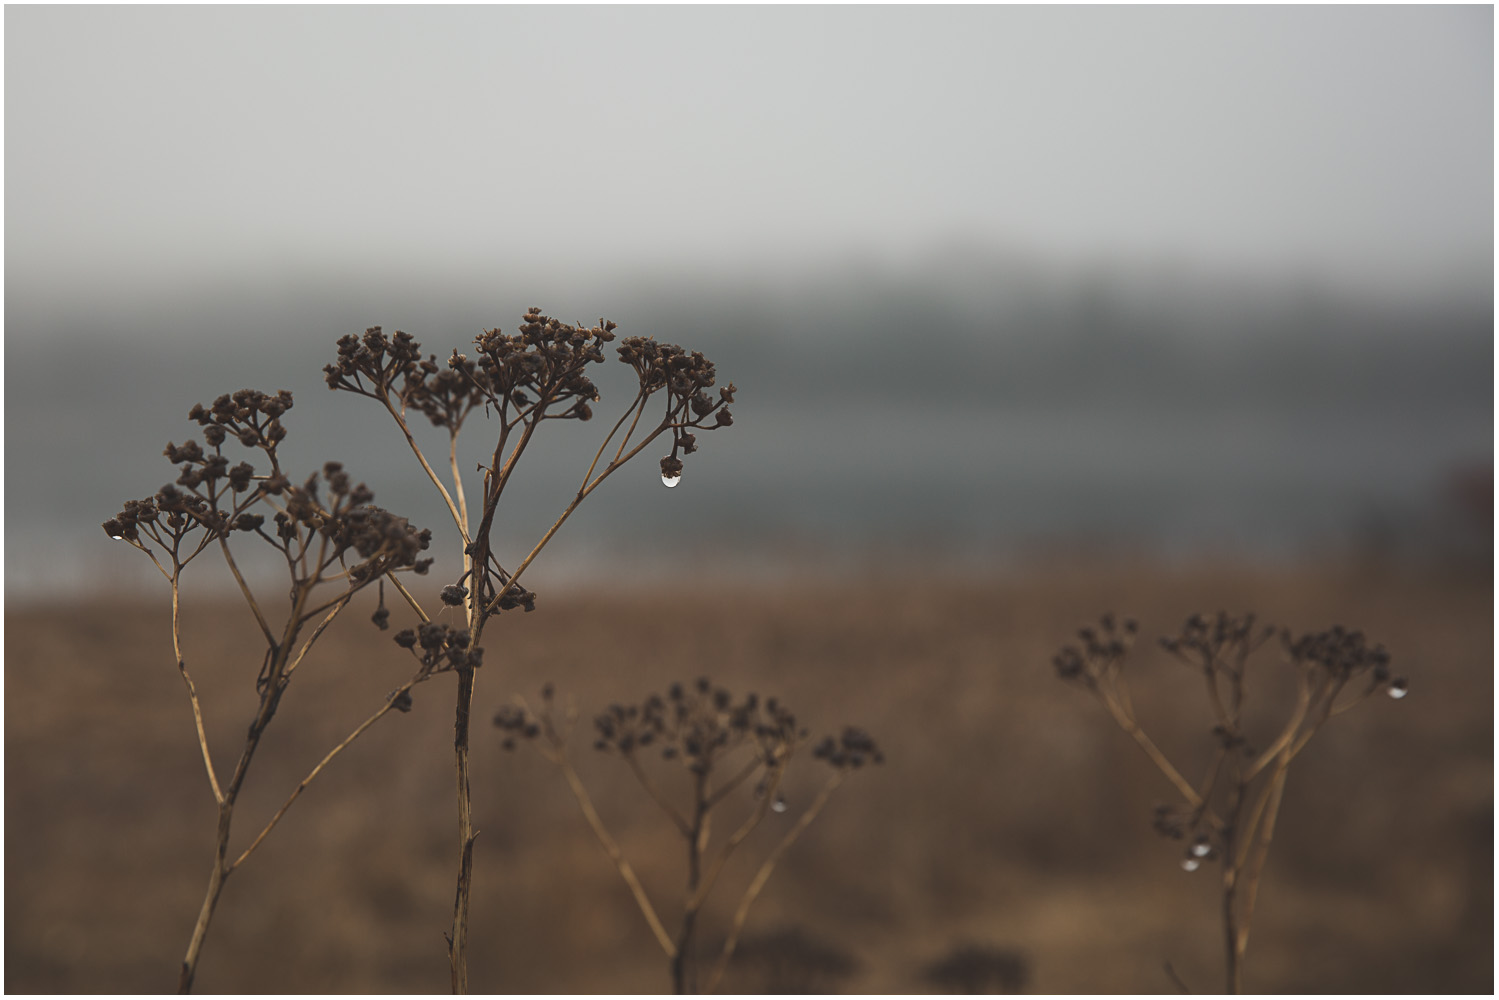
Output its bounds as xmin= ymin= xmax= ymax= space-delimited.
xmin=5 ymin=5 xmax=1493 ymax=301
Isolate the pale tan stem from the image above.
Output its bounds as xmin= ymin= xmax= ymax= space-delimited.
xmin=704 ymin=772 xmax=843 ymax=995
xmin=229 ymin=680 xmax=420 ymax=872
xmin=1245 ymin=678 xmax=1315 ymax=780
xmin=691 ymin=764 xmax=783 ymax=911
xmin=171 ymin=576 xmax=223 ymax=804
xmin=581 ymin=390 xmax=648 ymax=492
xmin=385 ymin=573 xmax=431 ymax=623
xmin=555 ymin=753 xmax=677 ymax=958
xmin=448 ymin=430 xmax=475 ymax=623
xmin=611 ymin=391 xmax=653 ymax=466
xmin=142 ymin=546 xmax=173 ymax=584
xmin=1235 ymin=764 xmax=1289 ymax=970
xmin=381 ymin=394 xmax=471 ymax=545
xmin=1203 ymin=660 xmax=1232 ymax=729
xmin=485 ymin=424 xmax=669 ymax=615
xmin=448 ymin=430 xmax=471 ymax=534
xmin=1097 ymin=687 xmax=1202 ymax=807
xmin=707 ymin=755 xmax=765 ymax=809
xmin=625 ymin=753 xmax=692 ymax=837
xmin=217 ymin=537 xmax=275 ymax=646
xmin=282 ymin=592 xmax=353 ymax=681
xmin=178 ymin=844 xmax=229 ymax=993
xmin=1286 ymin=680 xmax=1343 ymax=761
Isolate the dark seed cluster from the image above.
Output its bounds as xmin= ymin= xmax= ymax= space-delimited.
xmin=393 ymin=621 xmax=483 ymax=677
xmin=615 ymin=336 xmax=735 ymax=483
xmin=108 ymin=389 xmax=433 ymax=601
xmin=1052 ymin=613 xmax=1139 ymax=687
xmin=585 ymin=678 xmax=806 ymax=774
xmin=324 ymin=327 xmax=425 ymax=398
xmin=186 ymin=388 xmax=294 ymax=453
xmin=1282 ymin=625 xmax=1403 ymax=691
xmin=809 ymin=727 xmax=885 ymax=770
xmin=106 ymin=390 xmax=298 ymax=548
xmin=276 ymin=463 xmax=433 ymax=581
xmin=459 ymin=307 xmax=616 ymax=423
xmin=1159 ymin=612 xmax=1275 ymax=671
xmin=493 ymin=702 xmax=542 ymax=751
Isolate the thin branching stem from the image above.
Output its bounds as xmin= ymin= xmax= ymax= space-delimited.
xmin=704 ymin=772 xmax=845 ymax=995
xmin=382 ymin=394 xmax=471 ymax=546
xmin=625 ymin=753 xmax=692 ymax=837
xmin=232 ymin=679 xmax=423 ymax=870
xmin=690 ymin=764 xmax=785 ymax=912
xmin=483 ymin=422 xmax=669 ymax=617
xmin=172 ymin=574 xmax=223 ymax=805
xmin=1097 ymin=685 xmax=1203 ymax=808
xmin=553 ymin=749 xmax=678 ymax=958
xmin=217 ymin=536 xmax=275 ymax=647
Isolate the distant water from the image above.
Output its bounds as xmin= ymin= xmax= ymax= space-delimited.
xmin=9 ymin=273 xmax=1492 ymax=598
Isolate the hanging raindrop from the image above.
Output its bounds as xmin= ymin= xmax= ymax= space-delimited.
xmin=1180 ymin=857 xmax=1201 ymax=873
xmin=1191 ymin=839 xmax=1212 ymax=858
xmin=110 ymin=535 xmax=125 ymax=541
xmin=771 ymin=794 xmax=788 ymax=814
xmin=1388 ymin=679 xmax=1408 ymax=700
xmin=662 ymin=473 xmax=682 ymax=488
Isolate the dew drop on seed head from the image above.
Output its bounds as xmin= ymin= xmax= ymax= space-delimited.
xmin=1191 ymin=841 xmax=1212 ymax=858
xmin=1180 ymin=857 xmax=1201 ymax=872
xmin=111 ymin=535 xmax=124 ymax=541
xmin=1388 ymin=683 xmax=1408 ymax=700
xmin=772 ymin=795 xmax=788 ymax=814
xmin=662 ymin=473 xmax=681 ymax=488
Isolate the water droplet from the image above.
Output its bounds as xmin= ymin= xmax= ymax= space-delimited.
xmin=1388 ymin=682 xmax=1408 ymax=700
xmin=111 ymin=535 xmax=124 ymax=541
xmin=1191 ymin=841 xmax=1212 ymax=858
xmin=771 ymin=795 xmax=788 ymax=814
xmin=661 ymin=473 xmax=681 ymax=488
xmin=1180 ymin=857 xmax=1201 ymax=873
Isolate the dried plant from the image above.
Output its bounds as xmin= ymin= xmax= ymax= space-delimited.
xmin=108 ymin=308 xmax=734 ymax=992
xmin=104 ymin=391 xmax=437 ymax=992
xmin=1053 ymin=611 xmax=1409 ymax=993
xmin=496 ymin=679 xmax=881 ymax=993
xmin=323 ymin=309 xmax=734 ymax=990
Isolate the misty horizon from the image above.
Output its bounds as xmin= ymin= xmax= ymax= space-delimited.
xmin=6 ymin=5 xmax=1493 ymax=309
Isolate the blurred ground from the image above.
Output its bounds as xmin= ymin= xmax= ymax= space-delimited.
xmin=4 ymin=558 xmax=1491 ymax=993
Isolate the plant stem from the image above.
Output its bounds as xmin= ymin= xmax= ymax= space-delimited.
xmin=704 ymin=772 xmax=843 ymax=995
xmin=178 ymin=811 xmax=231 ymax=993
xmin=553 ymin=751 xmax=677 ymax=958
xmin=171 ymin=575 xmax=223 ymax=804
xmin=673 ymin=769 xmax=710 ymax=994
xmin=447 ymin=666 xmax=477 ymax=994
xmin=176 ymin=579 xmax=309 ymax=992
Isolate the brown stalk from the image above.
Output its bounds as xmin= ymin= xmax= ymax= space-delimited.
xmin=171 ymin=574 xmax=223 ymax=804
xmin=551 ymin=747 xmax=678 ymax=959
xmin=703 ymin=772 xmax=845 ymax=995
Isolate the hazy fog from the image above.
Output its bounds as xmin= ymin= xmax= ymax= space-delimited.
xmin=5 ymin=6 xmax=1492 ymax=596
xmin=6 ymin=5 xmax=1491 ymax=307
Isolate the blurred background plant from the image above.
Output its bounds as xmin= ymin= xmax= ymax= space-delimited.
xmin=496 ymin=680 xmax=880 ymax=993
xmin=1053 ymin=612 xmax=1411 ymax=992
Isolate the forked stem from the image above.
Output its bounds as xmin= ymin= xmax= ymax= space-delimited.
xmin=703 ymin=772 xmax=844 ymax=994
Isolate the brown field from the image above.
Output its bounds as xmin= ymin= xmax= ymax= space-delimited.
xmin=5 ymin=558 xmax=1492 ymax=993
